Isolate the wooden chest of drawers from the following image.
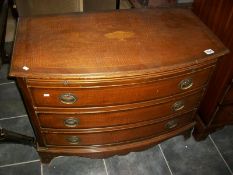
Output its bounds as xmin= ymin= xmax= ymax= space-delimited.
xmin=9 ymin=8 xmax=228 ymax=163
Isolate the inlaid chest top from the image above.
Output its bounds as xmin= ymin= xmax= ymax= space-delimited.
xmin=10 ymin=8 xmax=227 ymax=79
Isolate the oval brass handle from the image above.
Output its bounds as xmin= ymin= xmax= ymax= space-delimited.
xmin=179 ymin=78 xmax=193 ymax=90
xmin=172 ymin=100 xmax=185 ymax=111
xmin=165 ymin=119 xmax=178 ymax=130
xmin=66 ymin=136 xmax=80 ymax=144
xmin=59 ymin=93 xmax=77 ymax=104
xmin=64 ymin=118 xmax=79 ymax=127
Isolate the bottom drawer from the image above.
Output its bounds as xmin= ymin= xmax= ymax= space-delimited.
xmin=43 ymin=111 xmax=195 ymax=146
xmin=213 ymin=105 xmax=233 ymax=125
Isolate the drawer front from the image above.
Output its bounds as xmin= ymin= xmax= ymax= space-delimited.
xmin=222 ymin=84 xmax=233 ymax=105
xmin=213 ymin=105 xmax=233 ymax=125
xmin=43 ymin=111 xmax=195 ymax=146
xmin=38 ymin=91 xmax=202 ymax=129
xmin=30 ymin=67 xmax=213 ymax=107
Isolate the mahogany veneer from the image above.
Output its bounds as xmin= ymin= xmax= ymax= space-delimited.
xmin=192 ymin=0 xmax=233 ymax=140
xmin=9 ymin=8 xmax=228 ymax=163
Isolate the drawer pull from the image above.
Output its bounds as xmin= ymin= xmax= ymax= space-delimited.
xmin=179 ymin=78 xmax=193 ymax=90
xmin=64 ymin=118 xmax=79 ymax=127
xmin=59 ymin=93 xmax=77 ymax=104
xmin=165 ymin=119 xmax=178 ymax=130
xmin=172 ymin=101 xmax=185 ymax=111
xmin=66 ymin=136 xmax=80 ymax=144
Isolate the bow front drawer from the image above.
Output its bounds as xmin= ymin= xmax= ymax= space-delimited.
xmin=37 ymin=91 xmax=202 ymax=129
xmin=43 ymin=111 xmax=195 ymax=146
xmin=29 ymin=67 xmax=213 ymax=108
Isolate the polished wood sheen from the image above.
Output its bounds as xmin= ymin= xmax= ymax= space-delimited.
xmin=37 ymin=91 xmax=202 ymax=129
xmin=9 ymin=8 xmax=228 ymax=163
xmin=29 ymin=66 xmax=213 ymax=107
xmin=43 ymin=111 xmax=194 ymax=146
xmin=10 ymin=8 xmax=226 ymax=78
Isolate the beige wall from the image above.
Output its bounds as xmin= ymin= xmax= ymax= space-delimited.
xmin=83 ymin=0 xmax=116 ymax=12
xmin=16 ymin=0 xmax=83 ymax=16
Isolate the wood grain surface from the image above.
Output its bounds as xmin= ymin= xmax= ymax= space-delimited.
xmin=192 ymin=0 xmax=233 ymax=140
xmin=10 ymin=8 xmax=229 ymax=163
xmin=10 ymin=8 xmax=227 ymax=79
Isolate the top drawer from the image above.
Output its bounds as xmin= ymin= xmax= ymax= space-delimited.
xmin=28 ymin=67 xmax=214 ymax=108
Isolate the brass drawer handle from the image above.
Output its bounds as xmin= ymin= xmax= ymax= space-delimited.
xmin=66 ymin=136 xmax=80 ymax=144
xmin=165 ymin=119 xmax=178 ymax=130
xmin=59 ymin=93 xmax=77 ymax=104
xmin=179 ymin=78 xmax=193 ymax=90
xmin=172 ymin=100 xmax=185 ymax=111
xmin=64 ymin=118 xmax=79 ymax=127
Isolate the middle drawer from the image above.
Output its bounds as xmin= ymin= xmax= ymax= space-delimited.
xmin=37 ymin=91 xmax=202 ymax=129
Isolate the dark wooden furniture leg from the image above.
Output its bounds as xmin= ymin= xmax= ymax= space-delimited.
xmin=0 ymin=0 xmax=18 ymax=65
xmin=38 ymin=152 xmax=55 ymax=164
xmin=9 ymin=0 xmax=18 ymax=19
xmin=182 ymin=128 xmax=193 ymax=140
xmin=141 ymin=0 xmax=149 ymax=6
xmin=116 ymin=0 xmax=120 ymax=9
xmin=0 ymin=0 xmax=9 ymax=65
xmin=0 ymin=128 xmax=36 ymax=147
